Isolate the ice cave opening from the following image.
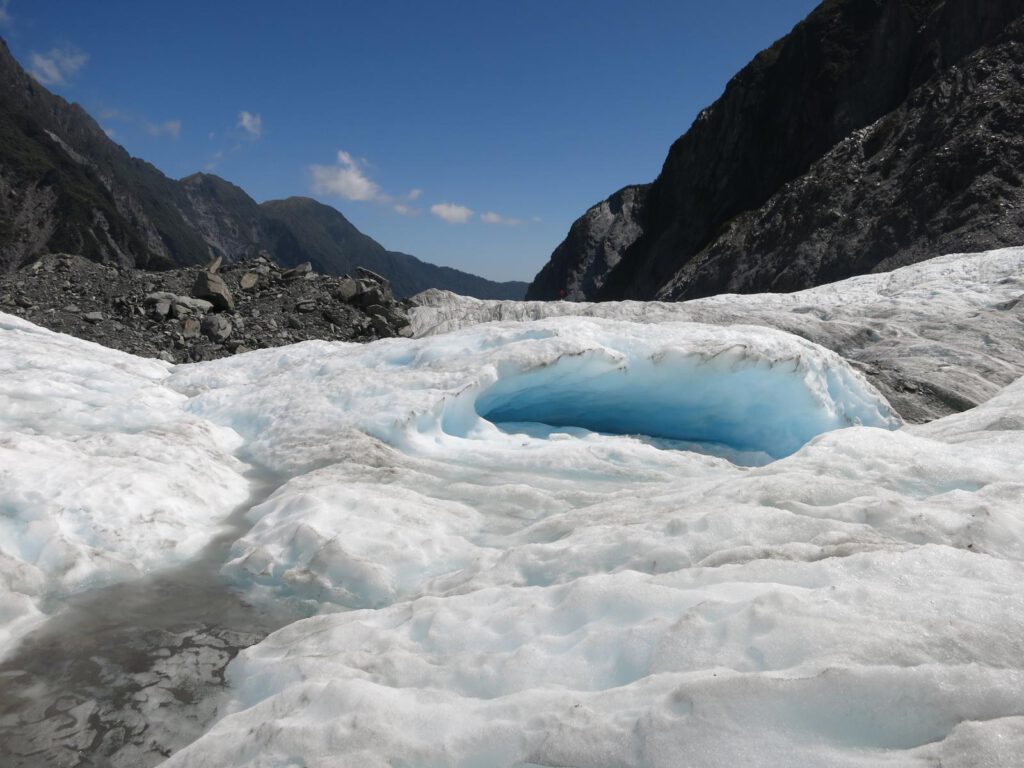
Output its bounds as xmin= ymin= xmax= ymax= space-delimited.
xmin=473 ymin=352 xmax=896 ymax=463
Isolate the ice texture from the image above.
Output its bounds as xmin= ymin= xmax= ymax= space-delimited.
xmin=3 ymin=246 xmax=1024 ymax=766
xmin=158 ymin=319 xmax=899 ymax=616
xmin=164 ymin=370 xmax=1024 ymax=767
xmin=0 ymin=314 xmax=249 ymax=656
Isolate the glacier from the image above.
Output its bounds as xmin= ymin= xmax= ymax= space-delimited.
xmin=1 ymin=247 xmax=1023 ymax=766
xmin=411 ymin=246 xmax=1024 ymax=423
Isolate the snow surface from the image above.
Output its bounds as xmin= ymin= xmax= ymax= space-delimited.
xmin=3 ymin=247 xmax=1024 ymax=766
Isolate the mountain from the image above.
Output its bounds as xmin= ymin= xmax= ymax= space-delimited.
xmin=259 ymin=197 xmax=528 ymax=300
xmin=0 ymin=40 xmax=208 ymax=272
xmin=528 ymin=0 xmax=1024 ymax=301
xmin=0 ymin=40 xmax=526 ymax=300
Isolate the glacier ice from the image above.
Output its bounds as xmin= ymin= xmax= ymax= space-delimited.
xmin=0 ymin=313 xmax=250 ymax=656
xmin=1 ymin=246 xmax=1024 ymax=766
xmin=411 ymin=246 xmax=1024 ymax=423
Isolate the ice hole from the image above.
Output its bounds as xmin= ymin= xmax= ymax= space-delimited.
xmin=474 ymin=352 xmax=895 ymax=463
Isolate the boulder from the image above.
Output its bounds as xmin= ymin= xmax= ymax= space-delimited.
xmin=334 ymin=277 xmax=358 ymax=303
xmin=170 ymin=296 xmax=214 ymax=318
xmin=283 ymin=262 xmax=313 ymax=280
xmin=352 ymin=282 xmax=388 ymax=308
xmin=356 ymin=266 xmax=389 ymax=287
xmin=201 ymin=314 xmax=233 ymax=342
xmin=192 ymin=271 xmax=235 ymax=311
xmin=240 ymin=272 xmax=260 ymax=291
xmin=182 ymin=317 xmax=202 ymax=339
xmin=83 ymin=311 xmax=104 ymax=323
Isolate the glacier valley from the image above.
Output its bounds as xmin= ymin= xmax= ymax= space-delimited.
xmin=1 ymin=248 xmax=1024 ymax=766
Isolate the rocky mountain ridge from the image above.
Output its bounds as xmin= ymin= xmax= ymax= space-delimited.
xmin=528 ymin=0 xmax=1024 ymax=301
xmin=0 ymin=39 xmax=526 ymax=300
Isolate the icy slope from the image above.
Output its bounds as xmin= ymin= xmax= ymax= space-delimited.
xmin=0 ymin=313 xmax=250 ymax=656
xmin=411 ymin=246 xmax=1024 ymax=422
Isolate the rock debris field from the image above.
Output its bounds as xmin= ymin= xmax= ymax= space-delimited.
xmin=0 ymin=253 xmax=413 ymax=364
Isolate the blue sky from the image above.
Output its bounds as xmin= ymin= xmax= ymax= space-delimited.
xmin=2 ymin=0 xmax=819 ymax=282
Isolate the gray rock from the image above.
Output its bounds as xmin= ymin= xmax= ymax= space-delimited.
xmin=83 ymin=311 xmax=104 ymax=323
xmin=182 ymin=317 xmax=201 ymax=339
xmin=369 ymin=314 xmax=389 ymax=334
xmin=170 ymin=296 xmax=214 ymax=318
xmin=334 ymin=277 xmax=358 ymax=303
xmin=295 ymin=300 xmax=316 ymax=313
xmin=240 ymin=273 xmax=259 ymax=291
xmin=282 ymin=262 xmax=313 ymax=280
xmin=192 ymin=272 xmax=235 ymax=311
xmin=144 ymin=291 xmax=178 ymax=304
xmin=206 ymin=255 xmax=223 ymax=274
xmin=352 ymin=282 xmax=387 ymax=308
xmin=201 ymin=314 xmax=233 ymax=342
xmin=322 ymin=307 xmax=350 ymax=326
xmin=356 ymin=266 xmax=389 ymax=287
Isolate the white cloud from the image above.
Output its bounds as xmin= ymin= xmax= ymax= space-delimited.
xmin=0 ymin=0 xmax=11 ymax=27
xmin=146 ymin=119 xmax=181 ymax=138
xmin=408 ymin=188 xmax=423 ymax=201
xmin=430 ymin=202 xmax=474 ymax=224
xmin=204 ymin=149 xmax=226 ymax=171
xmin=29 ymin=46 xmax=88 ymax=86
xmin=311 ymin=150 xmax=382 ymax=201
xmin=393 ymin=203 xmax=421 ymax=216
xmin=481 ymin=211 xmax=522 ymax=226
xmin=103 ymin=127 xmax=117 ymax=139
xmin=237 ymin=110 xmax=263 ymax=139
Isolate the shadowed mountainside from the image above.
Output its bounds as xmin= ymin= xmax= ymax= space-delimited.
xmin=528 ymin=0 xmax=1024 ymax=301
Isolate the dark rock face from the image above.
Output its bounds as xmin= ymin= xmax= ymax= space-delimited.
xmin=0 ymin=254 xmax=415 ymax=363
xmin=529 ymin=0 xmax=1024 ymax=301
xmin=526 ymin=185 xmax=648 ymax=301
xmin=0 ymin=40 xmax=526 ymax=300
